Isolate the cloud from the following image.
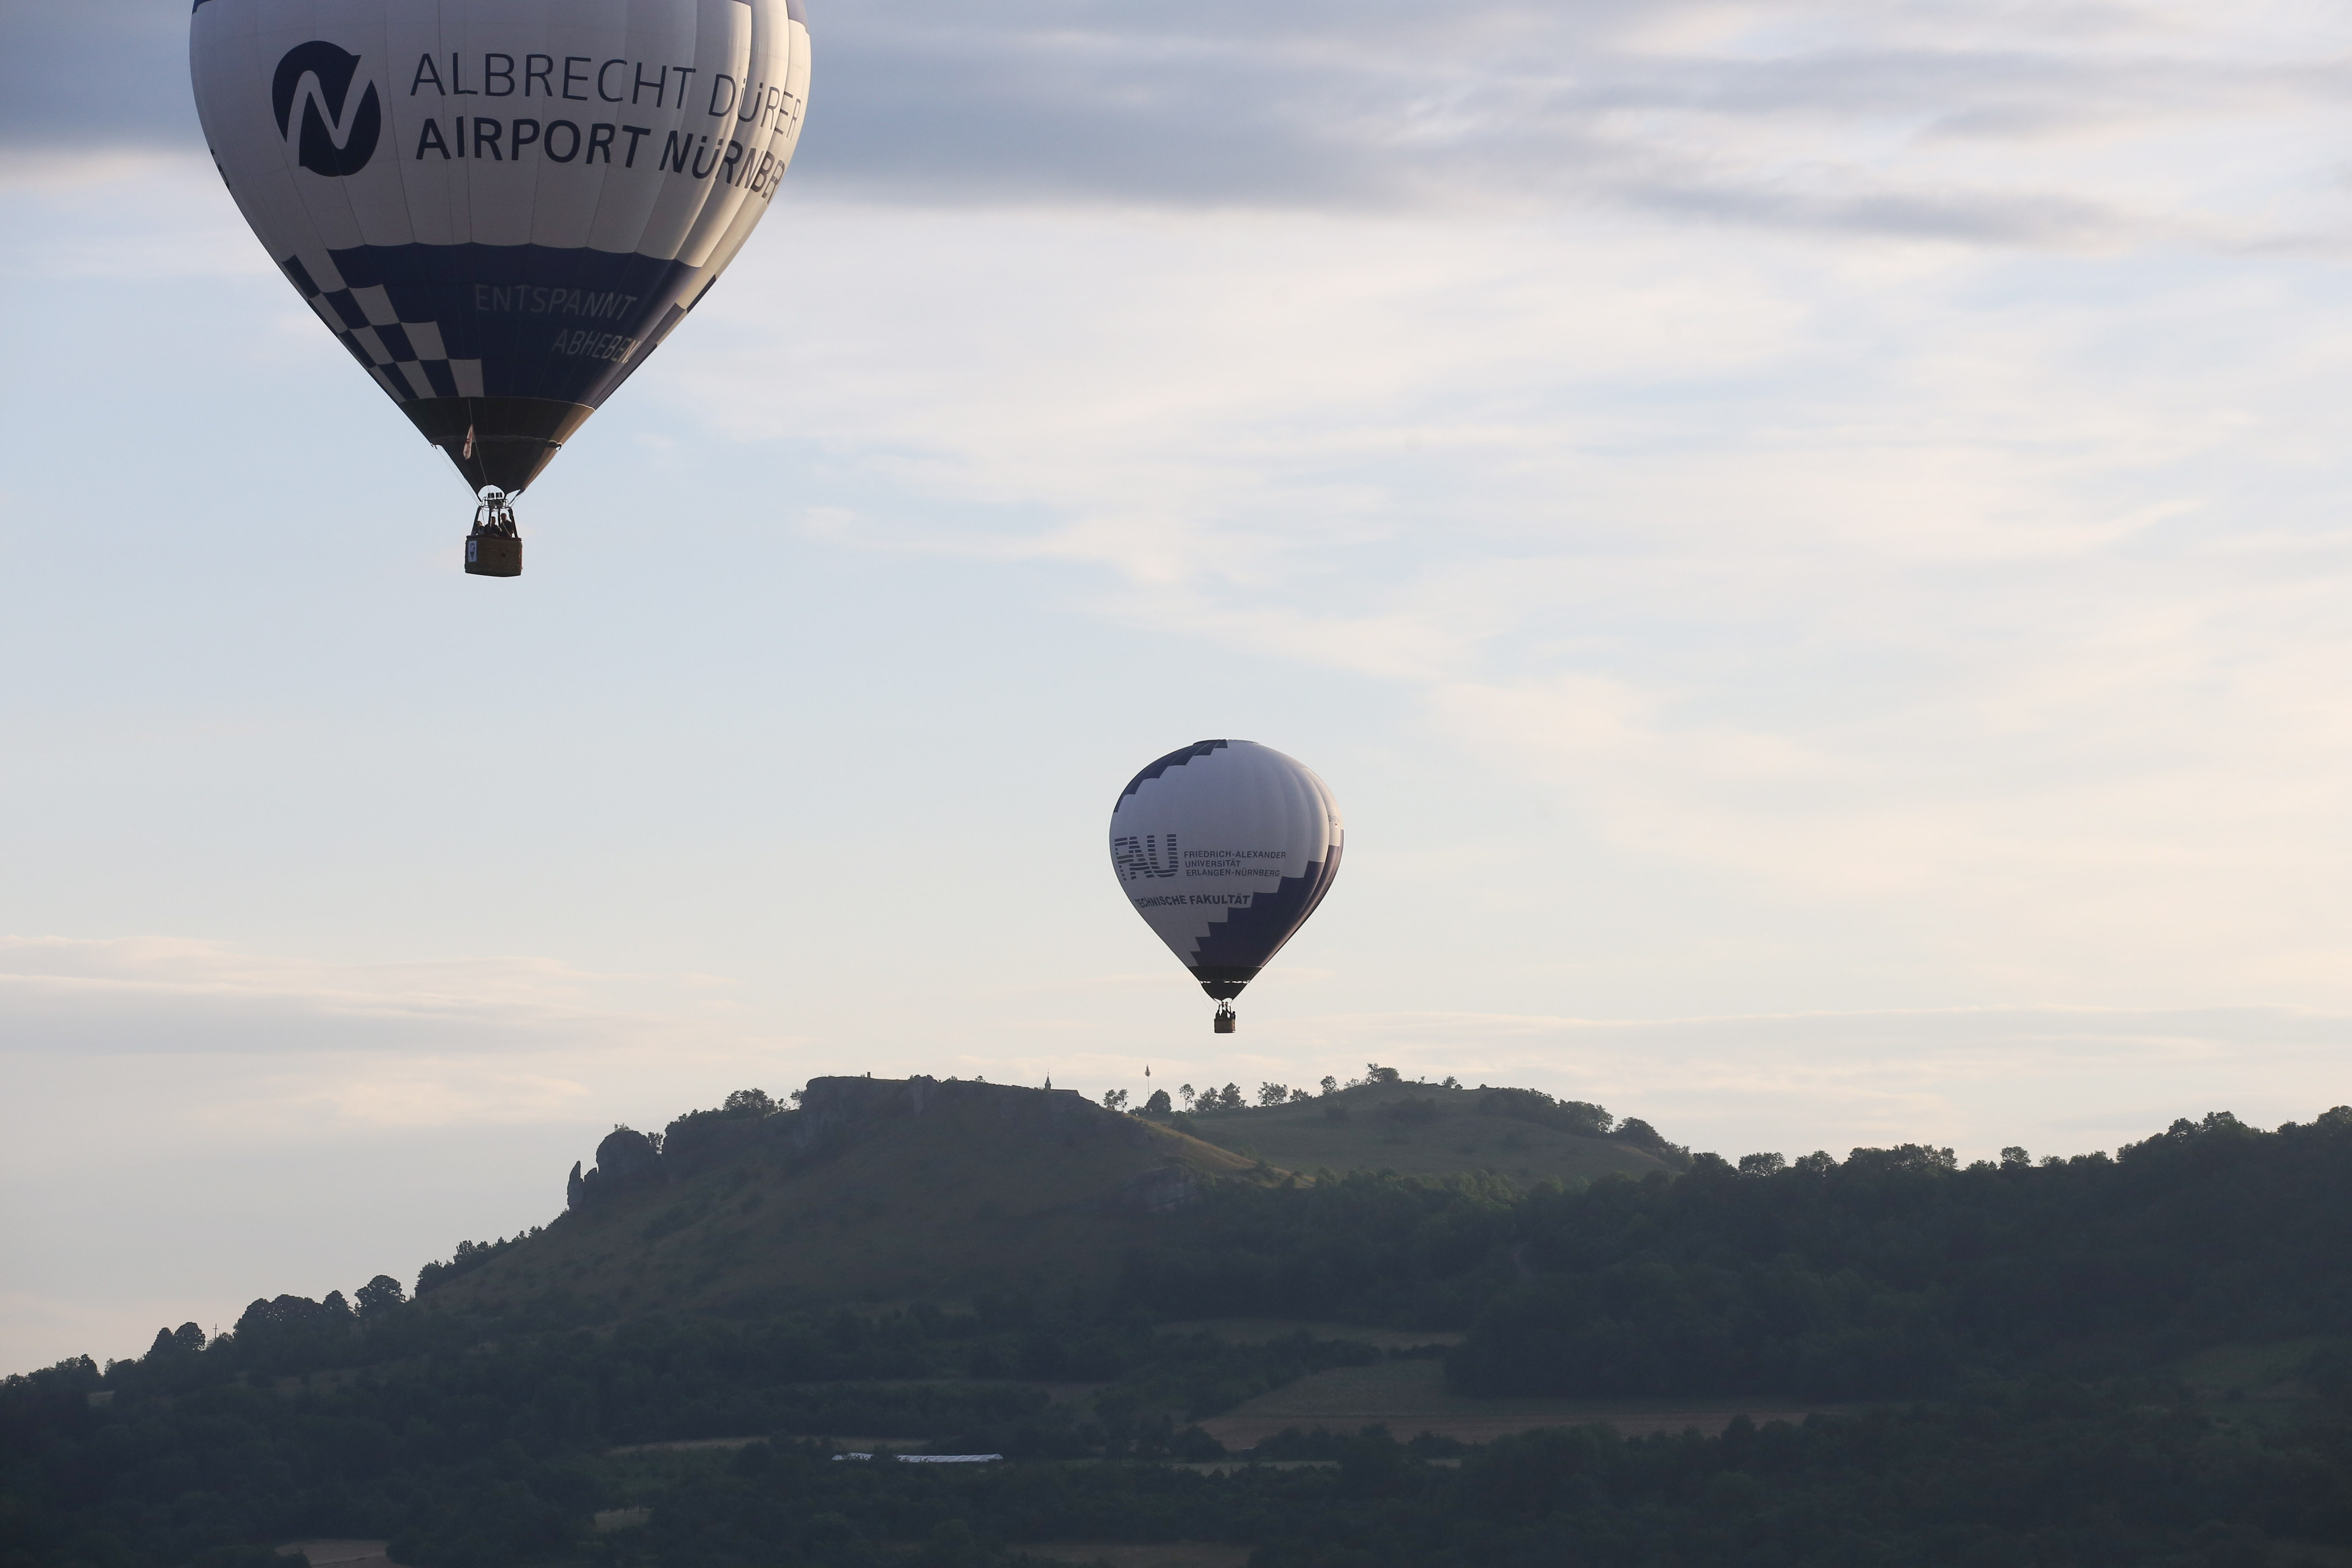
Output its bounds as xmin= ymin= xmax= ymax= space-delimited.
xmin=28 ymin=0 xmax=2352 ymax=246
xmin=0 ymin=935 xmax=743 ymax=1059
xmin=0 ymin=2 xmax=198 ymax=150
xmin=797 ymin=0 xmax=2352 ymax=240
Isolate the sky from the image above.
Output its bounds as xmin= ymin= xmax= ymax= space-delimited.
xmin=7 ymin=0 xmax=2352 ymax=1373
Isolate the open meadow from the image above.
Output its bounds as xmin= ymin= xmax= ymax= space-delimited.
xmin=1170 ymin=1081 xmax=1674 ymax=1186
xmin=1192 ymin=1357 xmax=1839 ymax=1449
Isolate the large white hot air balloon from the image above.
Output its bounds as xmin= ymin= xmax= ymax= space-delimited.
xmin=190 ymin=0 xmax=810 ymax=576
xmin=1109 ymin=740 xmax=1344 ymax=1032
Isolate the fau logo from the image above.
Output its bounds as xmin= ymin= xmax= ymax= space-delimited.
xmin=1112 ymin=833 xmax=1180 ymax=880
xmin=273 ymin=42 xmax=382 ymax=176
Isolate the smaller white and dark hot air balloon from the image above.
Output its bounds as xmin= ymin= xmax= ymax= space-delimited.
xmin=1109 ymin=740 xmax=1343 ymax=1032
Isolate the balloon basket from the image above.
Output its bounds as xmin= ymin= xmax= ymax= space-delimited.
xmin=1213 ymin=1003 xmax=1236 ymax=1034
xmin=465 ymin=536 xmax=521 ymax=576
xmin=465 ymin=488 xmax=521 ymax=577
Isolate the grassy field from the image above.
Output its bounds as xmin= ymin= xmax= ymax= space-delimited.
xmin=595 ymin=1443 xmax=754 ymax=1507
xmin=1157 ymin=1318 xmax=1463 ymax=1351
xmin=2275 ymin=1545 xmax=2352 ymax=1568
xmin=590 ymin=1508 xmax=652 ymax=1533
xmin=1018 ymin=1545 xmax=1250 ymax=1568
xmin=277 ymin=1545 xmax=402 ymax=1568
xmin=428 ymin=1090 xmax=1269 ymax=1318
xmin=1194 ymin=1357 xmax=1842 ymax=1449
xmin=2174 ymin=1336 xmax=2346 ymax=1441
xmin=2175 ymin=1337 xmax=2340 ymax=1402
xmin=1169 ymin=1080 xmax=1674 ymax=1185
xmin=604 ymin=1436 xmax=773 ymax=1455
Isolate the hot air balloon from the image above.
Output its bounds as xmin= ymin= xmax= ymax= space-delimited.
xmin=1109 ymin=740 xmax=1343 ymax=1032
xmin=189 ymin=0 xmax=810 ymax=576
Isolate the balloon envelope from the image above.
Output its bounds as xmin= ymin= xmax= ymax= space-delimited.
xmin=190 ymin=0 xmax=810 ymax=493
xmin=1109 ymin=740 xmax=1343 ymax=1001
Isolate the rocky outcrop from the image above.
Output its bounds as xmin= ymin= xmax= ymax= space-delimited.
xmin=566 ymin=1126 xmax=667 ymax=1212
xmin=660 ymin=1110 xmax=784 ymax=1178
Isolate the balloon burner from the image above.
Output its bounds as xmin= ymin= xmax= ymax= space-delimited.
xmin=465 ymin=488 xmax=522 ymax=577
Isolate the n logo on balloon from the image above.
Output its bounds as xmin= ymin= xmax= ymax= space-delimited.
xmin=272 ymin=42 xmax=381 ymax=176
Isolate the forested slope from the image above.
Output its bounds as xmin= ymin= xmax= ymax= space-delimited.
xmin=1126 ymin=1108 xmax=2352 ymax=1397
xmin=9 ymin=1102 xmax=2352 ymax=1568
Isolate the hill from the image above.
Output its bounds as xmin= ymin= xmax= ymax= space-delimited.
xmin=420 ymin=1075 xmax=1270 ymax=1321
xmin=419 ymin=1074 xmax=1682 ymax=1323
xmin=1159 ymin=1078 xmax=1679 ymax=1184
xmin=15 ymin=1102 xmax=2352 ymax=1568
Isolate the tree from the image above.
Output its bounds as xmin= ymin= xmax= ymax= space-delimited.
xmin=1178 ymin=1083 xmax=1196 ymax=1109
xmin=1290 ymin=1086 xmax=1313 ymax=1103
xmin=1320 ymin=1076 xmax=1339 ymax=1096
xmin=1143 ymin=1089 xmax=1172 ymax=1114
xmin=1103 ymin=1089 xmax=1129 ymax=1112
xmin=723 ymin=1088 xmax=777 ymax=1118
xmin=1338 ymin=1425 xmax=1409 ymax=1497
xmin=356 ymin=1275 xmax=405 ymax=1320
xmin=1217 ymin=1083 xmax=1244 ymax=1111
xmin=1258 ymin=1083 xmax=1290 ymax=1107
xmin=1479 ymin=1088 xmax=1612 ymax=1137
xmin=1611 ymin=1117 xmax=1670 ymax=1152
